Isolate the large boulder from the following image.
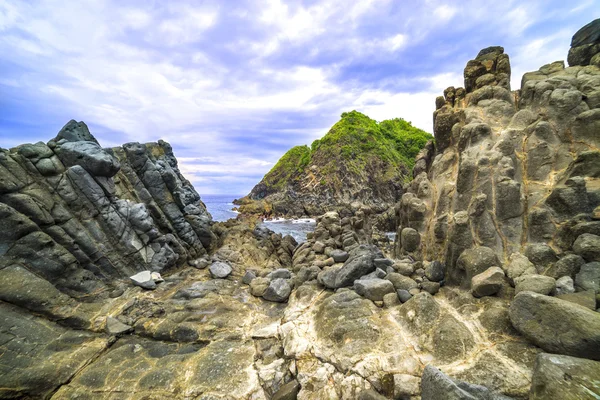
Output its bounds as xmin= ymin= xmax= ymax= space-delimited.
xmin=574 ymin=262 xmax=600 ymax=293
xmin=573 ymin=233 xmax=600 ymax=262
xmin=457 ymin=247 xmax=500 ymax=283
xmin=509 ymin=291 xmax=600 ymax=360
xmin=334 ymin=245 xmax=382 ymax=288
xmin=354 ymin=278 xmax=395 ymax=301
xmin=514 ymin=274 xmax=555 ymax=295
xmin=471 ymin=267 xmax=505 ymax=297
xmin=420 ymin=365 xmax=513 ymax=400
xmin=54 ymin=141 xmax=120 ymax=177
xmin=263 ymin=278 xmax=292 ymax=302
xmin=530 ymin=353 xmax=600 ymax=399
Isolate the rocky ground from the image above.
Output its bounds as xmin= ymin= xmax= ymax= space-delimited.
xmin=2 ymin=18 xmax=600 ymax=400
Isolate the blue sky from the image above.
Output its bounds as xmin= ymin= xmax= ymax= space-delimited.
xmin=0 ymin=0 xmax=597 ymax=194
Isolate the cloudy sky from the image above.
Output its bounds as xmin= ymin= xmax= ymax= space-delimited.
xmin=0 ymin=0 xmax=597 ymax=194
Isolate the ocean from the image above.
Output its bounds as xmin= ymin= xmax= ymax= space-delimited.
xmin=201 ymin=194 xmax=316 ymax=243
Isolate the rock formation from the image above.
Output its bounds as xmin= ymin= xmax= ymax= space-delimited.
xmin=235 ymin=111 xmax=431 ymax=229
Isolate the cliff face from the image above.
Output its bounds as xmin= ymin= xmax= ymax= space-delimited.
xmin=0 ymin=120 xmax=215 ymax=300
xmin=236 ymin=111 xmax=431 ymax=220
xmin=395 ymin=39 xmax=600 ymax=286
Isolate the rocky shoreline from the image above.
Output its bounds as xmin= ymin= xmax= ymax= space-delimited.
xmin=1 ymin=19 xmax=600 ymax=400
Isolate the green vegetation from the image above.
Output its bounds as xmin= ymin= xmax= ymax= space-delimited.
xmin=259 ymin=110 xmax=432 ymax=194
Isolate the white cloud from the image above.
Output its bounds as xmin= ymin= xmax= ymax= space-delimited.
xmin=434 ymin=5 xmax=458 ymax=22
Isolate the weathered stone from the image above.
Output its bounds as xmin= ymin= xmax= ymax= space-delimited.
xmin=250 ymin=277 xmax=270 ymax=297
xmin=575 ymin=262 xmax=600 ymax=293
xmin=421 ymin=281 xmax=441 ymax=295
xmin=530 ymin=353 xmax=600 ymax=399
xmin=394 ymin=261 xmax=415 ymax=276
xmin=397 ymin=289 xmax=412 ymax=303
xmin=554 ymin=276 xmax=575 ymax=296
xmin=267 ymin=268 xmax=292 ymax=280
xmin=420 ymin=365 xmax=513 ymax=400
xmin=354 ymin=278 xmax=395 ymax=301
xmin=130 ymin=271 xmax=157 ymax=290
xmin=401 ymin=228 xmax=420 ymax=252
xmin=330 ymin=250 xmax=349 ymax=263
xmin=105 ymin=316 xmax=133 ymax=335
xmin=471 ymin=267 xmax=505 ymax=297
xmin=334 ymin=245 xmax=382 ymax=288
xmin=209 ymin=261 xmax=233 ymax=279
xmin=272 ymin=379 xmax=301 ymax=400
xmin=242 ymin=270 xmax=257 ymax=284
xmin=457 ymin=247 xmax=500 ymax=283
xmin=573 ymin=233 xmax=600 ymax=262
xmin=503 ymin=253 xmax=537 ymax=284
xmin=425 ymin=260 xmax=445 ymax=282
xmin=373 ymin=258 xmax=393 ymax=269
xmin=386 ymin=273 xmax=418 ymax=291
xmin=557 ymin=290 xmax=597 ymax=310
xmin=509 ymin=291 xmax=600 ymax=360
xmin=514 ymin=274 xmax=556 ymax=295
xmin=263 ymin=278 xmax=292 ymax=302
xmin=383 ymin=292 xmax=401 ymax=307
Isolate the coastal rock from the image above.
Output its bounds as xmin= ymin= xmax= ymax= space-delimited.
xmin=420 ymin=365 xmax=514 ymax=400
xmin=530 ymin=353 xmax=600 ymax=399
xmin=263 ymin=278 xmax=292 ymax=302
xmin=354 ymin=278 xmax=395 ymax=301
xmin=209 ymin=261 xmax=233 ymax=279
xmin=334 ymin=245 xmax=382 ymax=288
xmin=514 ymin=274 xmax=555 ymax=295
xmin=471 ymin=267 xmax=505 ymax=297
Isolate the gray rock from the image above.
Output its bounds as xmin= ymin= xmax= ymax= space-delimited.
xmin=130 ymin=271 xmax=157 ymax=290
xmin=575 ymin=261 xmax=600 ymax=293
xmin=242 ymin=270 xmax=257 ymax=285
xmin=509 ymin=291 xmax=600 ymax=360
xmin=554 ymin=276 xmax=575 ymax=296
xmin=420 ymin=365 xmax=514 ymax=400
xmin=514 ymin=274 xmax=555 ymax=295
xmin=457 ymin=246 xmax=500 ymax=282
xmin=361 ymin=267 xmax=387 ymax=280
xmin=557 ymin=290 xmax=597 ymax=310
xmin=55 ymin=141 xmax=120 ymax=177
xmin=471 ymin=267 xmax=505 ymax=297
xmin=105 ymin=316 xmax=133 ymax=335
xmin=190 ymin=258 xmax=210 ymax=269
xmin=394 ymin=261 xmax=415 ymax=276
xmin=296 ymin=265 xmax=321 ymax=285
xmin=545 ymin=254 xmax=585 ymax=279
xmin=530 ymin=353 xmax=600 ymax=399
xmin=267 ymin=268 xmax=292 ymax=280
xmin=313 ymin=241 xmax=326 ymax=254
xmin=354 ymin=278 xmax=395 ymax=301
xmin=397 ymin=289 xmax=412 ymax=303
xmin=263 ymin=278 xmax=292 ymax=302
xmin=383 ymin=292 xmax=401 ymax=307
xmin=357 ymin=389 xmax=387 ymax=400
xmin=401 ymin=228 xmax=420 ymax=252
xmin=373 ymin=258 xmax=394 ymax=269
xmin=334 ymin=245 xmax=382 ymax=288
xmin=425 ymin=261 xmax=445 ymax=282
xmin=421 ymin=281 xmax=441 ymax=295
xmin=272 ymin=379 xmax=301 ymax=400
xmin=330 ymin=250 xmax=349 ymax=263
xmin=250 ymin=277 xmax=270 ymax=297
xmin=502 ymin=253 xmax=537 ymax=284
xmin=386 ymin=273 xmax=419 ymax=291
xmin=524 ymin=243 xmax=558 ymax=271
xmin=573 ymin=233 xmax=600 ymax=262
xmin=209 ymin=262 xmax=232 ymax=279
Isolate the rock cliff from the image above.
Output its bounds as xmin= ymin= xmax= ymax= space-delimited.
xmin=236 ymin=111 xmax=431 ymax=225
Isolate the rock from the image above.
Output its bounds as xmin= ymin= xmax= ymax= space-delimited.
xmin=573 ymin=233 xmax=600 ymax=262
xmin=272 ymin=379 xmax=300 ymax=400
xmin=334 ymin=245 xmax=382 ymax=288
xmin=514 ymin=274 xmax=555 ymax=295
xmin=317 ymin=265 xmax=341 ymax=289
xmin=401 ymin=228 xmax=420 ymax=252
xmin=509 ymin=291 xmax=600 ymax=360
xmin=354 ymin=278 xmax=395 ymax=301
xmin=568 ymin=19 xmax=600 ymax=66
xmin=267 ymin=268 xmax=292 ymax=280
xmin=425 ymin=261 xmax=445 ymax=282
xmin=524 ymin=244 xmax=558 ymax=271
xmin=421 ymin=281 xmax=440 ymax=295
xmin=386 ymin=273 xmax=419 ymax=291
xmin=105 ymin=316 xmax=133 ymax=335
xmin=530 ymin=353 xmax=600 ymax=399
xmin=394 ymin=261 xmax=414 ymax=276
xmin=150 ymin=272 xmax=164 ymax=283
xmin=554 ymin=276 xmax=575 ymax=296
xmin=250 ymin=277 xmax=270 ymax=297
xmin=545 ymin=254 xmax=585 ymax=279
xmin=55 ymin=141 xmax=120 ymax=177
xmin=190 ymin=258 xmax=210 ymax=269
xmin=393 ymin=374 xmax=420 ymax=398
xmin=242 ymin=270 xmax=257 ymax=285
xmin=263 ymin=278 xmax=292 ymax=302
xmin=397 ymin=289 xmax=412 ymax=303
xmin=557 ymin=290 xmax=597 ymax=310
xmin=471 ymin=267 xmax=505 ymax=297
xmin=502 ymin=253 xmax=537 ymax=284
xmin=209 ymin=262 xmax=233 ymax=279
xmin=383 ymin=292 xmax=401 ymax=307
xmin=361 ymin=267 xmax=387 ymax=280
xmin=330 ymin=250 xmax=349 ymax=263
xmin=313 ymin=241 xmax=326 ymax=254
xmin=130 ymin=271 xmax=157 ymax=290
xmin=296 ymin=265 xmax=320 ymax=285
xmin=457 ymin=246 xmax=500 ymax=283
xmin=420 ymin=365 xmax=514 ymax=400
xmin=357 ymin=389 xmax=387 ymax=400
xmin=575 ymin=261 xmax=600 ymax=293
xmin=373 ymin=258 xmax=393 ymax=269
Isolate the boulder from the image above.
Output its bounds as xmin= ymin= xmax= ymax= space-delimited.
xmin=386 ymin=273 xmax=418 ymax=291
xmin=209 ymin=262 xmax=233 ymax=279
xmin=557 ymin=290 xmax=597 ymax=310
xmin=330 ymin=250 xmax=349 ymax=263
xmin=575 ymin=261 xmax=600 ymax=293
xmin=354 ymin=278 xmax=395 ymax=301
xmin=272 ymin=379 xmax=301 ymax=400
xmin=55 ymin=141 xmax=120 ymax=177
xmin=471 ymin=267 xmax=505 ymax=297
xmin=514 ymin=274 xmax=555 ymax=295
xmin=530 ymin=353 xmax=600 ymax=399
xmin=130 ymin=271 xmax=157 ymax=290
xmin=502 ymin=253 xmax=536 ymax=284
xmin=421 ymin=281 xmax=440 ymax=295
xmin=545 ymin=254 xmax=584 ymax=279
xmin=554 ymin=276 xmax=575 ymax=296
xmin=425 ymin=261 xmax=445 ymax=282
xmin=401 ymin=228 xmax=420 ymax=252
xmin=267 ymin=268 xmax=292 ymax=280
xmin=509 ymin=291 xmax=600 ymax=360
xmin=334 ymin=245 xmax=382 ymax=288
xmin=573 ymin=233 xmax=600 ymax=262
xmin=397 ymin=289 xmax=412 ymax=303
xmin=361 ymin=268 xmax=387 ymax=280
xmin=317 ymin=265 xmax=341 ymax=289
xmin=263 ymin=278 xmax=292 ymax=302
xmin=394 ymin=261 xmax=415 ymax=276
xmin=105 ymin=316 xmax=133 ymax=335
xmin=250 ymin=277 xmax=270 ymax=297
xmin=242 ymin=270 xmax=257 ymax=285
xmin=420 ymin=365 xmax=514 ymax=400
xmin=457 ymin=247 xmax=500 ymax=282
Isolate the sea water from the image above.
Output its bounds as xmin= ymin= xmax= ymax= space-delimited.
xmin=201 ymin=194 xmax=315 ymax=243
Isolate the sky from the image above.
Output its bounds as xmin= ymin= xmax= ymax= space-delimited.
xmin=0 ymin=0 xmax=598 ymax=194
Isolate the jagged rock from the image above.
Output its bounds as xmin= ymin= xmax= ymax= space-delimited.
xmin=130 ymin=271 xmax=157 ymax=290
xmin=354 ymin=278 xmax=395 ymax=301
xmin=55 ymin=141 xmax=121 ymax=177
xmin=557 ymin=290 xmax=597 ymax=310
xmin=267 ymin=268 xmax=292 ymax=280
xmin=471 ymin=267 xmax=505 ymax=297
xmin=242 ymin=270 xmax=257 ymax=284
xmin=568 ymin=18 xmax=600 ymax=66
xmin=509 ymin=291 xmax=600 ymax=360
xmin=334 ymin=244 xmax=382 ymax=288
xmin=554 ymin=276 xmax=575 ymax=296
xmin=573 ymin=234 xmax=600 ymax=262
xmin=272 ymin=379 xmax=301 ymax=400
xmin=425 ymin=260 xmax=445 ymax=282
xmin=457 ymin=247 xmax=500 ymax=283
xmin=361 ymin=267 xmax=387 ymax=280
xmin=574 ymin=262 xmax=600 ymax=292
xmin=250 ymin=277 xmax=270 ymax=297
xmin=209 ymin=261 xmax=232 ymax=279
xmin=357 ymin=389 xmax=387 ymax=400
xmin=530 ymin=353 xmax=600 ymax=399
xmin=317 ymin=265 xmax=341 ymax=289
xmin=105 ymin=316 xmax=133 ymax=335
xmin=263 ymin=278 xmax=292 ymax=302
xmin=514 ymin=274 xmax=555 ymax=295
xmin=502 ymin=254 xmax=537 ymax=284
xmin=420 ymin=365 xmax=514 ymax=400
xmin=524 ymin=244 xmax=558 ymax=271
